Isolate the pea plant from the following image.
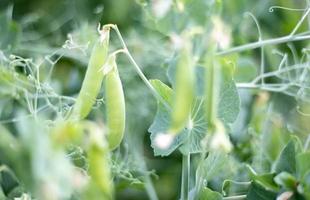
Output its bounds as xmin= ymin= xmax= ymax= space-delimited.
xmin=1 ymin=0 xmax=310 ymax=199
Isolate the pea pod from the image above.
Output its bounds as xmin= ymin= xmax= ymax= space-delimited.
xmin=105 ymin=55 xmax=126 ymax=150
xmin=169 ymin=41 xmax=194 ymax=134
xmin=71 ymin=27 xmax=110 ymax=120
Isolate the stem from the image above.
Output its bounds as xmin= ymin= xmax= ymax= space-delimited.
xmin=111 ymin=25 xmax=170 ymax=109
xmin=216 ymin=33 xmax=310 ymax=56
xmin=181 ymin=154 xmax=190 ymax=200
xmin=223 ymin=195 xmax=247 ymax=200
xmin=290 ymin=7 xmax=310 ymax=36
xmin=144 ymin=175 xmax=159 ymax=200
xmin=304 ymin=134 xmax=310 ymax=150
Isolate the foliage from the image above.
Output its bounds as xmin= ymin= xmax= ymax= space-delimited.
xmin=0 ymin=0 xmax=310 ymax=199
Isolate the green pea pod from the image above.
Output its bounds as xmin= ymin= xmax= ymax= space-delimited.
xmin=169 ymin=42 xmax=194 ymax=134
xmin=87 ymin=141 xmax=113 ymax=199
xmin=105 ymin=56 xmax=126 ymax=150
xmin=71 ymin=27 xmax=110 ymax=120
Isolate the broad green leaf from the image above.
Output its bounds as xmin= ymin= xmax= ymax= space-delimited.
xmin=217 ymin=64 xmax=240 ymax=124
xmin=178 ymin=97 xmax=207 ymax=154
xmin=198 ymin=187 xmax=222 ymax=200
xmin=148 ymin=79 xmax=187 ymax=156
xmin=149 ymin=79 xmax=206 ymax=156
xmin=246 ymin=181 xmax=278 ymax=200
xmin=274 ymin=139 xmax=296 ymax=174
xmin=151 ymin=63 xmax=239 ymax=156
xmin=296 ymin=151 xmax=310 ymax=180
xmin=192 ymin=64 xmax=239 ymax=124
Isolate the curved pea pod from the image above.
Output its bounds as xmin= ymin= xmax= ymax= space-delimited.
xmin=169 ymin=42 xmax=194 ymax=134
xmin=105 ymin=56 xmax=126 ymax=150
xmin=71 ymin=27 xmax=110 ymax=120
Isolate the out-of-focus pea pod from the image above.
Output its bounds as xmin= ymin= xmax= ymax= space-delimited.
xmin=51 ymin=121 xmax=83 ymax=147
xmin=168 ymin=39 xmax=194 ymax=135
xmin=104 ymin=54 xmax=126 ymax=151
xmin=203 ymin=51 xmax=233 ymax=153
xmin=70 ymin=26 xmax=110 ymax=120
xmin=82 ymin=121 xmax=113 ymax=200
xmin=204 ymin=51 xmax=219 ymax=129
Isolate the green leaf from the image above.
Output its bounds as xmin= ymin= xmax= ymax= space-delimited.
xmin=198 ymin=187 xmax=222 ymax=200
xmin=149 ymin=79 xmax=174 ymax=105
xmin=148 ymin=80 xmax=206 ymax=156
xmin=274 ymin=139 xmax=296 ymax=174
xmin=274 ymin=172 xmax=297 ymax=190
xmin=234 ymin=57 xmax=257 ymax=82
xmin=246 ymin=181 xmax=278 ymax=200
xmin=0 ymin=6 xmax=21 ymax=50
xmin=0 ymin=166 xmax=19 ymax=197
xmin=302 ymin=172 xmax=310 ymax=199
xmin=148 ymin=79 xmax=188 ymax=156
xmin=296 ymin=151 xmax=310 ymax=180
xmin=0 ymin=187 xmax=5 ymax=199
xmin=246 ymin=165 xmax=279 ymax=191
xmin=150 ymin=64 xmax=239 ymax=156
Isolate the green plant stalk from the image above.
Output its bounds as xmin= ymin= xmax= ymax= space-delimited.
xmin=216 ymin=33 xmax=310 ymax=56
xmin=223 ymin=195 xmax=247 ymax=200
xmin=111 ymin=25 xmax=170 ymax=110
xmin=181 ymin=154 xmax=190 ymax=200
xmin=144 ymin=174 xmax=159 ymax=200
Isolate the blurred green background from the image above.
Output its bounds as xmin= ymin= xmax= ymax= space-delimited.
xmin=0 ymin=0 xmax=310 ymax=199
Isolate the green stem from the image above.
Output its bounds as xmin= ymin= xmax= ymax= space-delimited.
xmin=216 ymin=33 xmax=310 ymax=56
xmin=223 ymin=195 xmax=247 ymax=200
xmin=304 ymin=134 xmax=310 ymax=151
xmin=144 ymin=175 xmax=159 ymax=200
xmin=112 ymin=25 xmax=170 ymax=110
xmin=181 ymin=154 xmax=190 ymax=200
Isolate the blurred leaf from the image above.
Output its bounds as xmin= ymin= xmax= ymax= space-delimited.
xmin=296 ymin=152 xmax=310 ymax=180
xmin=246 ymin=165 xmax=279 ymax=191
xmin=0 ymin=166 xmax=19 ymax=197
xmin=274 ymin=172 xmax=297 ymax=191
xmin=0 ymin=6 xmax=21 ymax=50
xmin=246 ymin=181 xmax=277 ymax=200
xmin=149 ymin=59 xmax=240 ymax=156
xmin=0 ymin=187 xmax=5 ymax=199
xmin=197 ymin=152 xmax=227 ymax=182
xmin=198 ymin=187 xmax=222 ymax=200
xmin=234 ymin=57 xmax=257 ymax=82
xmin=274 ymin=139 xmax=296 ymax=174
xmin=168 ymin=63 xmax=240 ymax=124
